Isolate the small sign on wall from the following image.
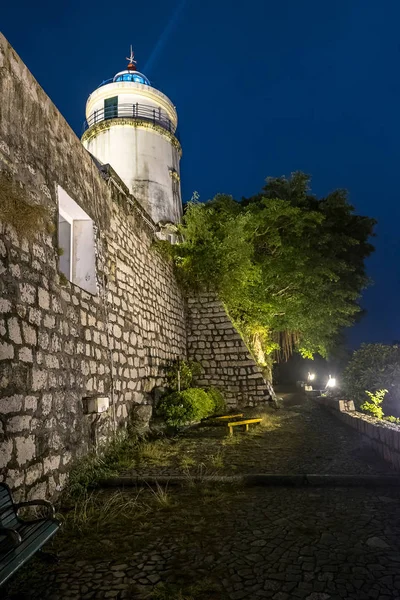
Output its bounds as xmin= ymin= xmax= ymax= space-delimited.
xmin=83 ymin=396 xmax=110 ymax=414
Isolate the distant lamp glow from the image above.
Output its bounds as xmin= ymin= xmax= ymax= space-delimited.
xmin=307 ymin=372 xmax=315 ymax=382
xmin=326 ymin=375 xmax=336 ymax=388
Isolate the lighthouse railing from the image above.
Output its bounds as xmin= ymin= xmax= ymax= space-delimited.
xmin=83 ymin=103 xmax=177 ymax=137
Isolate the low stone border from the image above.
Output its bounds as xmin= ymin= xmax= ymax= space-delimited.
xmin=313 ymin=394 xmax=355 ymax=412
xmin=99 ymin=473 xmax=400 ymax=488
xmin=315 ymin=395 xmax=400 ymax=471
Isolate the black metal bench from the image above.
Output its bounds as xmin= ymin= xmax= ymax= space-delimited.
xmin=0 ymin=483 xmax=61 ymax=586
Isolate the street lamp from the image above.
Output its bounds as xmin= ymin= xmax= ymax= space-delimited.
xmin=326 ymin=375 xmax=336 ymax=388
xmin=307 ymin=372 xmax=316 ymax=382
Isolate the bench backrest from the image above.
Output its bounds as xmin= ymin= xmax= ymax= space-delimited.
xmin=0 ymin=484 xmax=18 ymax=530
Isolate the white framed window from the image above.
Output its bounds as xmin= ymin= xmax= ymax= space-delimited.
xmin=57 ymin=185 xmax=97 ymax=295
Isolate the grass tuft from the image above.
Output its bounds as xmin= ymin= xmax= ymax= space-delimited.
xmin=0 ymin=172 xmax=50 ymax=241
xmin=208 ymin=450 xmax=224 ymax=469
xmin=251 ymin=413 xmax=271 ymax=428
xmin=136 ymin=439 xmax=172 ymax=466
xmin=65 ymin=431 xmax=138 ymax=498
xmin=221 ymin=434 xmax=244 ymax=446
xmin=147 ymin=481 xmax=173 ymax=508
xmin=60 ymin=488 xmax=144 ymax=533
xmin=180 ymin=454 xmax=196 ymax=470
xmin=58 ymin=272 xmax=68 ymax=286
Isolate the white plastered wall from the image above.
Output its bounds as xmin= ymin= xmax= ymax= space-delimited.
xmin=83 ymin=126 xmax=182 ymax=224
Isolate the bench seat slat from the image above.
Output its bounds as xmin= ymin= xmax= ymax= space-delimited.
xmin=0 ymin=487 xmax=16 ymax=531
xmin=213 ymin=413 xmax=244 ymax=420
xmin=0 ymin=483 xmax=60 ymax=587
xmin=1 ymin=520 xmax=59 ymax=562
xmin=0 ymin=520 xmax=60 ymax=585
xmin=1 ymin=512 xmax=18 ymax=528
xmin=0 ymin=488 xmax=11 ymax=501
xmin=227 ymin=419 xmax=263 ymax=427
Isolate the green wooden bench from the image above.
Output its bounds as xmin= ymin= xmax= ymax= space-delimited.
xmin=227 ymin=418 xmax=263 ymax=436
xmin=0 ymin=483 xmax=61 ymax=586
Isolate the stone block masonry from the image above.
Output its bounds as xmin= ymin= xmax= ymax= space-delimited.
xmin=0 ymin=33 xmax=271 ymax=499
xmin=315 ymin=395 xmax=400 ymax=472
xmin=0 ymin=34 xmax=186 ymax=500
xmin=187 ymin=293 xmax=272 ymax=407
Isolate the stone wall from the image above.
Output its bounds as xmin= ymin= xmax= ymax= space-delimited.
xmin=0 ymin=34 xmax=271 ymax=499
xmin=0 ymin=34 xmax=186 ymax=500
xmin=314 ymin=395 xmax=355 ymax=413
xmin=187 ymin=293 xmax=272 ymax=407
xmin=314 ymin=395 xmax=400 ymax=471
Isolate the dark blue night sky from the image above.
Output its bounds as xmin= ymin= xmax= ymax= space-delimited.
xmin=2 ymin=0 xmax=400 ymax=347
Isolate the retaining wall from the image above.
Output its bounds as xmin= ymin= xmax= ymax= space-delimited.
xmin=187 ymin=293 xmax=272 ymax=407
xmin=315 ymin=395 xmax=400 ymax=472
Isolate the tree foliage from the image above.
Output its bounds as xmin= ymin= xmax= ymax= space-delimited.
xmin=343 ymin=343 xmax=400 ymax=413
xmin=169 ymin=172 xmax=376 ymax=364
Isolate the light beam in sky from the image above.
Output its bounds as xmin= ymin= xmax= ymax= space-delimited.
xmin=143 ymin=0 xmax=187 ymax=74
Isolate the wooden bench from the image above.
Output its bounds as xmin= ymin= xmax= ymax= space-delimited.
xmin=0 ymin=483 xmax=61 ymax=587
xmin=213 ymin=413 xmax=244 ymax=421
xmin=227 ymin=418 xmax=262 ymax=436
xmin=202 ymin=413 xmax=244 ymax=426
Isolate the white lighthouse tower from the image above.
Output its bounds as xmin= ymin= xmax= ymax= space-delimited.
xmin=81 ymin=48 xmax=182 ymax=225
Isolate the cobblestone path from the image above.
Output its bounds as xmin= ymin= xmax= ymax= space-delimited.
xmin=125 ymin=391 xmax=393 ymax=477
xmin=234 ymin=391 xmax=393 ymax=474
xmin=4 ymin=393 xmax=400 ymax=600
xmin=5 ymin=486 xmax=400 ymax=600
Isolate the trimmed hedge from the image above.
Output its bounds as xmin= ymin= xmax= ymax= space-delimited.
xmin=207 ymin=387 xmax=226 ymax=415
xmin=157 ymin=388 xmax=214 ymax=428
xmin=157 ymin=387 xmax=227 ymax=428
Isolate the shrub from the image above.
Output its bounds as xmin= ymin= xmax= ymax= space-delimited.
xmin=59 ymin=272 xmax=68 ymax=286
xmin=384 ymin=415 xmax=400 ymax=424
xmin=207 ymin=387 xmax=226 ymax=415
xmin=343 ymin=343 xmax=400 ymax=413
xmin=165 ymin=358 xmax=203 ymax=392
xmin=152 ymin=239 xmax=174 ymax=262
xmin=360 ymin=389 xmax=387 ymax=419
xmin=157 ymin=388 xmax=214 ymax=428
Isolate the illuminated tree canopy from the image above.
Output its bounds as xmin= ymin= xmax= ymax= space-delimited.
xmin=164 ymin=172 xmax=376 ymax=369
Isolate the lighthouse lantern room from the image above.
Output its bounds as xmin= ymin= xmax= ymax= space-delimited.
xmin=81 ymin=47 xmax=182 ymax=225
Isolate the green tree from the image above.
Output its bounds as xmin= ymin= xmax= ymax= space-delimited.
xmin=168 ymin=173 xmax=375 ymax=373
xmin=343 ymin=343 xmax=400 ymax=413
xmin=242 ymin=172 xmax=376 ymax=358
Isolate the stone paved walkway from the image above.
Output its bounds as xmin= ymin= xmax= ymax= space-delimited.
xmin=4 ymin=392 xmax=400 ymax=600
xmin=125 ymin=391 xmax=393 ymax=478
xmin=5 ymin=486 xmax=400 ymax=600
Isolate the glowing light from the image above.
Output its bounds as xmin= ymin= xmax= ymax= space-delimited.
xmin=307 ymin=372 xmax=315 ymax=381
xmin=326 ymin=375 xmax=336 ymax=388
xmin=114 ymin=73 xmax=149 ymax=85
xmin=144 ymin=0 xmax=187 ymax=74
